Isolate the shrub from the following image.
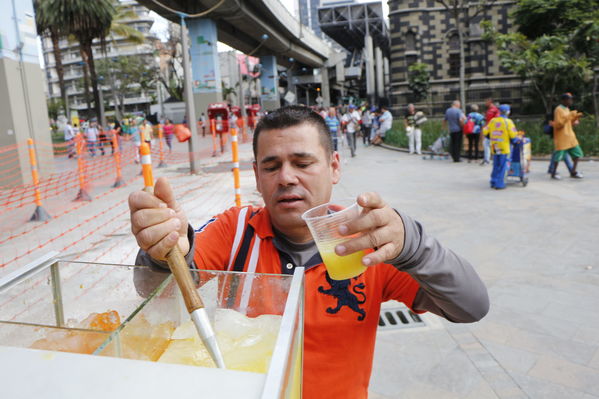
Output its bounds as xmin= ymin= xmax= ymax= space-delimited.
xmin=385 ymin=117 xmax=599 ymax=156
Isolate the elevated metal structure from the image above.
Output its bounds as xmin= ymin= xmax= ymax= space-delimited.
xmin=318 ymin=1 xmax=389 ymax=56
xmin=137 ymin=0 xmax=337 ymax=68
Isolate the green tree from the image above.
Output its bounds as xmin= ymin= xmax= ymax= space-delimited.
xmin=483 ymin=24 xmax=591 ymax=114
xmin=512 ymin=0 xmax=598 ymax=39
xmin=37 ymin=0 xmax=115 ymax=120
xmin=407 ymin=62 xmax=431 ymax=102
xmin=512 ymin=0 xmax=599 ymax=123
xmin=434 ymin=0 xmax=498 ymax=108
xmin=97 ymin=56 xmax=158 ymax=117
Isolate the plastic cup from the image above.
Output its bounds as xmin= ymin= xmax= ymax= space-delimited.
xmin=301 ymin=199 xmax=367 ymax=280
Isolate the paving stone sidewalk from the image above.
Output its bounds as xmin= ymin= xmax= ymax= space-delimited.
xmin=336 ymin=144 xmax=599 ymax=399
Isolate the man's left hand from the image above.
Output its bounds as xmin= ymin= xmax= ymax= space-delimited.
xmin=335 ymin=192 xmax=405 ymax=266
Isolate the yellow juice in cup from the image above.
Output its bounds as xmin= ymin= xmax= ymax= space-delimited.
xmin=320 ymin=248 xmax=367 ymax=280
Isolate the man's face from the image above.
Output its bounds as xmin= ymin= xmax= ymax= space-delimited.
xmin=408 ymin=104 xmax=415 ymax=113
xmin=253 ymin=123 xmax=341 ymax=238
xmin=564 ymin=97 xmax=574 ymax=107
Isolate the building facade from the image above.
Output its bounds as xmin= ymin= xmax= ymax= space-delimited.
xmin=388 ymin=0 xmax=526 ymax=115
xmin=41 ymin=0 xmax=158 ymax=118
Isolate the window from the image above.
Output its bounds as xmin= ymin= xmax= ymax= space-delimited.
xmin=406 ymin=54 xmax=417 ymax=68
xmin=405 ymin=31 xmax=416 ymax=52
xmin=449 ymin=34 xmax=460 ymax=51
xmin=448 ymin=53 xmax=460 ymax=77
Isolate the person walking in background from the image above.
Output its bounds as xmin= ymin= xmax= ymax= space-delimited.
xmin=372 ymin=105 xmax=392 ymax=145
xmin=544 ymin=113 xmax=575 ymax=177
xmin=163 ymin=119 xmax=175 ymax=153
xmin=404 ymin=103 xmax=423 ymax=155
xmin=550 ymin=93 xmax=584 ymax=180
xmin=466 ymin=104 xmax=485 ymax=162
xmin=483 ymin=104 xmax=518 ymax=190
xmin=443 ymin=100 xmax=466 ymax=162
xmin=85 ymin=120 xmax=99 ymax=157
xmin=139 ymin=119 xmax=154 ymax=150
xmin=343 ymin=104 xmax=360 ymax=157
xmin=324 ymin=107 xmax=340 ymax=151
xmin=199 ymin=113 xmax=207 ymax=137
xmin=361 ymin=106 xmax=373 ymax=146
xmin=63 ymin=121 xmax=75 ymax=158
xmin=130 ymin=119 xmax=141 ymax=163
xmin=482 ymin=98 xmax=499 ymax=165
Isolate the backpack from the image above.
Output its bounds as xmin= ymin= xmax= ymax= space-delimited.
xmin=543 ymin=113 xmax=554 ymax=138
xmin=543 ymin=123 xmax=553 ymax=138
xmin=463 ymin=117 xmax=475 ymax=134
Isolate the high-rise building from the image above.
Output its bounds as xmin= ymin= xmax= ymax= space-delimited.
xmin=41 ymin=0 xmax=158 ymax=118
xmin=297 ymin=0 xmax=356 ymax=37
xmin=388 ymin=0 xmax=524 ymax=114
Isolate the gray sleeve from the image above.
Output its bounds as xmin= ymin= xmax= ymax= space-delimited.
xmin=387 ymin=212 xmax=489 ymax=323
xmin=134 ymin=224 xmax=197 ymax=270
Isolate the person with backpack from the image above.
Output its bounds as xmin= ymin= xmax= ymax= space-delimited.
xmin=550 ymin=93 xmax=584 ymax=180
xmin=544 ymin=113 xmax=575 ymax=176
xmin=464 ymin=104 xmax=485 ymax=162
xmin=483 ymin=104 xmax=518 ymax=189
xmin=481 ymin=98 xmax=500 ymax=165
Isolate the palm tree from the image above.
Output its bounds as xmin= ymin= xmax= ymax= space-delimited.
xmin=37 ymin=0 xmax=114 ymax=119
xmin=34 ymin=0 xmax=68 ymax=117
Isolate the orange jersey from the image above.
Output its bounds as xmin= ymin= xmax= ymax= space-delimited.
xmin=194 ymin=206 xmax=421 ymax=399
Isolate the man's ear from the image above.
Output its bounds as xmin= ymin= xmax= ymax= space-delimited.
xmin=331 ymin=151 xmax=341 ymax=184
xmin=253 ymin=161 xmax=261 ymax=193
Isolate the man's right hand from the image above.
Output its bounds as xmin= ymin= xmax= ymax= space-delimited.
xmin=129 ymin=177 xmax=190 ymax=261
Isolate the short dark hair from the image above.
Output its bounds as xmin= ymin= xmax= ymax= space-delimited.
xmin=253 ymin=106 xmax=332 ymax=159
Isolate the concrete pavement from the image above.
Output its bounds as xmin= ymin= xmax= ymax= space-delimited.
xmin=337 ymin=144 xmax=599 ymax=398
xmin=2 ymin=136 xmax=598 ymax=398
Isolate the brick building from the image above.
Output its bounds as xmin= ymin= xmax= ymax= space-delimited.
xmin=388 ymin=0 xmax=529 ymax=115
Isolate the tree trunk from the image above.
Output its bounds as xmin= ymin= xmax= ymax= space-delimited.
xmin=83 ymin=42 xmax=102 ymax=121
xmin=593 ymin=71 xmax=599 ymax=128
xmin=50 ymin=30 xmax=68 ymax=118
xmin=455 ymin=7 xmax=466 ymax=109
xmin=79 ymin=47 xmax=92 ymax=117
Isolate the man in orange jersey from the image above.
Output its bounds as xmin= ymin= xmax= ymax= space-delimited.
xmin=129 ymin=106 xmax=489 ymax=399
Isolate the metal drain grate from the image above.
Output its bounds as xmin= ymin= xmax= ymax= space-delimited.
xmin=378 ymin=307 xmax=426 ymax=330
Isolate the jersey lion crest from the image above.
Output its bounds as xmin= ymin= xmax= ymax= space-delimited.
xmin=318 ymin=273 xmax=366 ymax=321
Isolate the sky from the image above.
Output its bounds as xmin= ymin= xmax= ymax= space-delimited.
xmin=149 ymin=0 xmax=389 ymax=52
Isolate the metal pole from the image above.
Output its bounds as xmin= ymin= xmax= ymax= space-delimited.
xmin=180 ymin=15 xmax=200 ymax=174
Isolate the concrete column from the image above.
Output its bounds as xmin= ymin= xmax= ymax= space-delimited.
xmin=187 ymin=18 xmax=222 ymax=118
xmin=0 ymin=0 xmax=54 ymax=186
xmin=181 ymin=19 xmax=200 ymax=173
xmin=364 ymin=34 xmax=375 ymax=105
xmin=260 ymin=55 xmax=280 ymax=111
xmin=320 ymin=67 xmax=330 ymax=108
xmin=375 ymin=47 xmax=384 ymax=100
xmin=383 ymin=56 xmax=390 ymax=99
xmin=286 ymin=65 xmax=297 ymax=105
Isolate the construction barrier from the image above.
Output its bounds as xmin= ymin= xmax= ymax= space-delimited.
xmin=27 ymin=139 xmax=51 ymax=222
xmin=230 ymin=127 xmax=242 ymax=207
xmin=0 ymin=128 xmax=250 ymax=272
xmin=74 ymin=133 xmax=91 ymax=201
xmin=112 ymin=131 xmax=124 ymax=187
